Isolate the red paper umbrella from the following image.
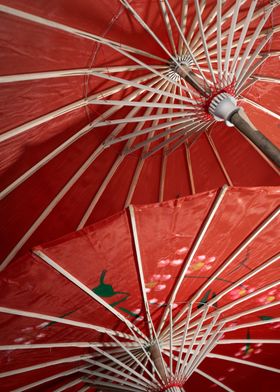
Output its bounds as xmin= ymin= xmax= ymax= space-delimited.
xmin=0 ymin=186 xmax=279 ymax=391
xmin=0 ymin=0 xmax=280 ymax=269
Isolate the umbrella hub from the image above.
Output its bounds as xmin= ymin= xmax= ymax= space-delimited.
xmin=170 ymin=58 xmax=211 ymax=97
xmin=167 ymin=55 xmax=193 ymax=82
xmin=208 ymin=92 xmax=238 ymax=127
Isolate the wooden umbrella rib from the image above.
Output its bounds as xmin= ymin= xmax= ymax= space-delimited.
xmin=53 ymin=378 xmax=82 ymax=392
xmin=0 ymin=65 xmax=167 ymax=84
xmin=0 ymin=71 xmax=156 ymax=145
xmin=235 ymin=33 xmax=273 ymax=92
xmin=33 ymin=250 xmax=147 ymax=341
xmin=0 ymin=5 xmax=166 ymax=63
xmin=12 ymin=365 xmax=90 ymax=392
xmin=216 ymin=0 xmax=223 ymax=81
xmin=0 ymin=5 xmax=196 ymax=104
xmin=186 ymin=300 xmax=280 ymax=337
xmin=83 ymin=359 xmax=149 ymax=389
xmin=171 ymin=290 xmax=280 ymax=345
xmin=165 ymin=122 xmax=209 ymax=157
xmin=124 ymin=158 xmax=144 ymax=207
xmin=183 ymin=312 xmax=221 ymax=378
xmin=229 ymin=0 xmax=258 ymax=77
xmin=162 ymin=210 xmax=280 ymax=341
xmin=106 ymin=115 xmax=199 ymax=148
xmin=158 ymin=84 xmax=178 ymax=203
xmin=84 ymin=369 xmax=146 ymax=391
xmin=159 ymin=152 xmax=167 ymax=202
xmin=124 ymin=111 xmax=162 ymax=203
xmin=205 ymin=133 xmax=233 ymax=186
xmin=236 ymin=55 xmax=269 ymax=95
xmin=195 ymin=369 xmax=234 ymax=392
xmin=240 ymin=96 xmax=280 ymax=121
xmin=169 ymin=253 xmax=280 ymax=341
xmin=191 ymin=0 xmax=246 ymax=55
xmin=77 ymin=155 xmax=124 ymax=229
xmin=76 ymin=387 xmax=89 ymax=392
xmin=186 ymin=0 xmax=206 ymax=48
xmin=125 ymin=118 xmax=201 ymax=156
xmin=128 ymin=205 xmax=155 ymax=340
xmin=83 ymin=379 xmax=143 ymax=392
xmin=172 ymin=208 xmax=280 ymax=332
xmin=193 ymin=0 xmax=216 ymax=84
xmin=224 ymin=0 xmax=243 ymax=75
xmin=194 ymin=0 xmax=272 ymax=59
xmin=76 ymin=87 xmax=162 ymax=228
xmin=0 ymin=306 xmax=136 ymax=340
xmin=179 ymin=305 xmax=209 ymax=377
xmin=207 ymin=353 xmax=280 ymax=374
xmin=235 ymin=9 xmax=274 ymax=82
xmin=108 ymin=333 xmax=160 ymax=384
xmin=0 ymin=354 xmax=93 ymax=378
xmin=159 ymin=0 xmax=177 ymax=55
xmin=157 ymin=185 xmax=228 ymax=336
xmin=178 ymin=0 xmax=188 ymax=54
xmin=164 ymin=0 xmax=210 ymax=86
xmin=78 ymin=79 xmax=169 ymax=227
xmin=89 ymin=335 xmax=156 ymax=386
xmin=0 ymin=73 xmax=161 ymax=201
xmin=223 ymin=316 xmax=280 ymax=333
xmin=186 ymin=326 xmax=225 ymax=379
xmin=119 ymin=0 xmax=193 ymax=96
xmin=252 ymin=75 xmax=280 ymax=83
xmin=0 ymin=77 xmax=172 ymax=268
xmin=0 ymin=341 xmax=138 ymax=351
xmin=142 ymin=121 xmax=204 ymax=160
xmin=175 ymin=302 xmax=193 ymax=375
xmin=86 ymin=69 xmax=196 ymax=105
xmin=219 ymin=339 xmax=280 ymax=345
xmin=185 ymin=143 xmax=196 ymax=195
xmin=190 ymin=0 xmax=224 ymax=51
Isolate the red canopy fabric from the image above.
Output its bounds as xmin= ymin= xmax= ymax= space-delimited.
xmin=0 ymin=0 xmax=279 ymax=269
xmin=0 ymin=186 xmax=279 ymax=391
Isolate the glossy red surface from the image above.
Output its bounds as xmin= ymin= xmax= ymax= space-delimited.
xmin=0 ymin=0 xmax=279 ymax=267
xmin=0 ymin=1 xmax=279 ymax=389
xmin=0 ymin=186 xmax=279 ymax=390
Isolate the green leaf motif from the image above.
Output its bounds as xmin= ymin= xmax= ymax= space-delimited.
xmin=42 ymin=309 xmax=78 ymax=329
xmin=245 ymin=328 xmax=251 ymax=354
xmin=92 ymin=270 xmax=130 ymax=307
xmin=197 ymin=290 xmax=211 ymax=308
xmin=259 ymin=315 xmax=274 ymax=321
xmin=197 ymin=289 xmax=219 ymax=309
xmin=119 ymin=307 xmax=140 ymax=318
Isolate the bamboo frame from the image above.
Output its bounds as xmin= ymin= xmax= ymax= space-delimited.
xmin=33 ymin=250 xmax=147 ymax=340
xmin=157 ymin=185 xmax=228 ymax=335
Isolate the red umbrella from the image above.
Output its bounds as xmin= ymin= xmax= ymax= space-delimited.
xmin=0 ymin=0 xmax=280 ymax=270
xmin=0 ymin=186 xmax=279 ymax=391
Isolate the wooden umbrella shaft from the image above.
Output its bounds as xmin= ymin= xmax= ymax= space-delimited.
xmin=230 ymin=110 xmax=280 ymax=168
xmin=150 ymin=344 xmax=186 ymax=392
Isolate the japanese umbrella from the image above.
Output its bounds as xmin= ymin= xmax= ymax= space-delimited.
xmin=0 ymin=1 xmax=280 ymax=391
xmin=0 ymin=0 xmax=280 ymax=270
xmin=0 ymin=186 xmax=280 ymax=391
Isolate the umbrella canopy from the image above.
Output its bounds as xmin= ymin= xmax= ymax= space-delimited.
xmin=0 ymin=0 xmax=280 ymax=269
xmin=0 ymin=186 xmax=279 ymax=391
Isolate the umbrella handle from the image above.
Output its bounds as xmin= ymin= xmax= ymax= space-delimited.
xmin=230 ymin=108 xmax=280 ymax=168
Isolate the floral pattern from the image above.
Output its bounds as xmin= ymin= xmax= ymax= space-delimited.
xmin=235 ymin=343 xmax=263 ymax=359
xmin=229 ymin=284 xmax=255 ymax=300
xmin=258 ymin=289 xmax=280 ymax=305
xmin=186 ymin=255 xmax=216 ymax=274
